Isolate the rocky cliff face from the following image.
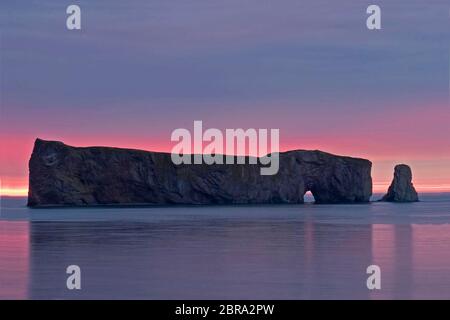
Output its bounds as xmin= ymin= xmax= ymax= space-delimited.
xmin=28 ymin=139 xmax=372 ymax=207
xmin=381 ymin=164 xmax=419 ymax=202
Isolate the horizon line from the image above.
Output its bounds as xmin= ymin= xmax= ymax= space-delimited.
xmin=2 ymin=185 xmax=450 ymax=197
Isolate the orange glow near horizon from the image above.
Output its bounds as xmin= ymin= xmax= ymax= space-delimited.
xmin=0 ymin=188 xmax=28 ymax=197
xmin=0 ymin=177 xmax=29 ymax=197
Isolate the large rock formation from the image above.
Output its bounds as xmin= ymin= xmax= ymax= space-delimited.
xmin=27 ymin=139 xmax=372 ymax=207
xmin=381 ymin=164 xmax=419 ymax=202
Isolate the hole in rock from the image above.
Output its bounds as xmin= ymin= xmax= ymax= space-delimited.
xmin=304 ymin=191 xmax=315 ymax=204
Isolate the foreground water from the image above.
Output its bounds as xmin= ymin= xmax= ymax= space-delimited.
xmin=1 ymin=194 xmax=450 ymax=300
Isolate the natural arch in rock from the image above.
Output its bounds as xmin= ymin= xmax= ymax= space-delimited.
xmin=303 ymin=190 xmax=316 ymax=203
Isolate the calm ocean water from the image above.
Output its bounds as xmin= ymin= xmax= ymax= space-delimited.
xmin=1 ymin=194 xmax=450 ymax=300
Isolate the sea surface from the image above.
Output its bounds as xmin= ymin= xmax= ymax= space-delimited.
xmin=1 ymin=194 xmax=450 ymax=300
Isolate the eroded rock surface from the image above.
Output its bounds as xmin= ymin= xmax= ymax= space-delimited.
xmin=381 ymin=164 xmax=419 ymax=202
xmin=28 ymin=139 xmax=372 ymax=207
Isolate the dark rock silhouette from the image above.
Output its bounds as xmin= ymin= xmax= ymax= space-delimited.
xmin=381 ymin=164 xmax=419 ymax=202
xmin=27 ymin=138 xmax=372 ymax=207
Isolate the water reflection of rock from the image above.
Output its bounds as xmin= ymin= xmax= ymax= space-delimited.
xmin=29 ymin=215 xmax=375 ymax=299
xmin=370 ymin=224 xmax=413 ymax=299
xmin=0 ymin=221 xmax=30 ymax=299
xmin=301 ymin=217 xmax=373 ymax=299
xmin=26 ymin=214 xmax=450 ymax=299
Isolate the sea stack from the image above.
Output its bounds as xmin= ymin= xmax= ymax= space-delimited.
xmin=381 ymin=164 xmax=419 ymax=202
xmin=27 ymin=139 xmax=373 ymax=207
